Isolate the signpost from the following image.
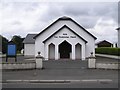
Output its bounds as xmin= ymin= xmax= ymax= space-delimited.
xmin=6 ymin=41 xmax=17 ymax=62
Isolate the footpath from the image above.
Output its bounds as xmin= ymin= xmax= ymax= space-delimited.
xmin=95 ymin=54 xmax=119 ymax=59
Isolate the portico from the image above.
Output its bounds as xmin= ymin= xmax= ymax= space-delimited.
xmin=44 ymin=41 xmax=85 ymax=60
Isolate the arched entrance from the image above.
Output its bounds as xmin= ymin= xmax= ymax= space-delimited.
xmin=59 ymin=41 xmax=72 ymax=59
xmin=75 ymin=43 xmax=82 ymax=60
xmin=49 ymin=43 xmax=55 ymax=60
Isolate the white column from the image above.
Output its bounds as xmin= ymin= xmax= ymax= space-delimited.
xmin=45 ymin=44 xmax=48 ymax=60
xmin=72 ymin=45 xmax=75 ymax=60
xmin=81 ymin=44 xmax=85 ymax=60
xmin=36 ymin=58 xmax=43 ymax=69
xmin=55 ymin=44 xmax=59 ymax=60
xmin=36 ymin=55 xmax=43 ymax=69
xmin=88 ymin=57 xmax=96 ymax=68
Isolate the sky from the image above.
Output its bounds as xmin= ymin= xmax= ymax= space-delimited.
xmin=0 ymin=0 xmax=119 ymax=43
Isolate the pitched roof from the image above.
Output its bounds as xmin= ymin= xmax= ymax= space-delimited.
xmin=34 ymin=16 xmax=97 ymax=39
xmin=95 ymin=40 xmax=112 ymax=45
xmin=23 ymin=34 xmax=37 ymax=44
xmin=43 ymin=25 xmax=88 ymax=43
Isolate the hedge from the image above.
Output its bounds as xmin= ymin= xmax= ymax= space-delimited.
xmin=95 ymin=47 xmax=120 ymax=56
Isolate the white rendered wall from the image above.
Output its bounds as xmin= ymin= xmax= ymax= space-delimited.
xmin=118 ymin=30 xmax=120 ymax=48
xmin=24 ymin=44 xmax=35 ymax=56
xmin=35 ymin=19 xmax=95 ymax=58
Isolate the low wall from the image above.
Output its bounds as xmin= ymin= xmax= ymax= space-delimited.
xmin=96 ymin=63 xmax=119 ymax=70
xmin=88 ymin=57 xmax=119 ymax=70
xmin=2 ymin=62 xmax=36 ymax=70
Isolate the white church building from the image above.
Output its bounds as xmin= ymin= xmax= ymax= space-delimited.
xmin=23 ymin=16 xmax=97 ymax=60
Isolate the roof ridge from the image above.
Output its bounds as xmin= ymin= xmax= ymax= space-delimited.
xmin=33 ymin=16 xmax=96 ymax=39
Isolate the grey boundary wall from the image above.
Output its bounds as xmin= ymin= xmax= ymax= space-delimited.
xmin=88 ymin=57 xmax=119 ymax=70
xmin=96 ymin=63 xmax=119 ymax=70
xmin=1 ymin=62 xmax=36 ymax=70
xmin=1 ymin=61 xmax=119 ymax=70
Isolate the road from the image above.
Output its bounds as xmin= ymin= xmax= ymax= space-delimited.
xmin=1 ymin=55 xmax=119 ymax=88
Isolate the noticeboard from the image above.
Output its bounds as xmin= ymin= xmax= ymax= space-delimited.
xmin=7 ymin=44 xmax=16 ymax=56
xmin=6 ymin=42 xmax=17 ymax=62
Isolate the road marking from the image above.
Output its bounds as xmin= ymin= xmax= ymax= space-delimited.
xmin=98 ymin=79 xmax=112 ymax=82
xmin=6 ymin=80 xmax=22 ymax=82
xmin=22 ymin=80 xmax=29 ymax=82
xmin=70 ymin=80 xmax=81 ymax=82
xmin=3 ymin=79 xmax=113 ymax=83
xmin=81 ymin=80 xmax=97 ymax=82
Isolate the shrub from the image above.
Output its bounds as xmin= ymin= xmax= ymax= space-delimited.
xmin=95 ymin=47 xmax=120 ymax=56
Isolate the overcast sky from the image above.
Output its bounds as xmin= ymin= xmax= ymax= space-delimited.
xmin=0 ymin=1 xmax=119 ymax=43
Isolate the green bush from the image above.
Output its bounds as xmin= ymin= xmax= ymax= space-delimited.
xmin=95 ymin=47 xmax=120 ymax=56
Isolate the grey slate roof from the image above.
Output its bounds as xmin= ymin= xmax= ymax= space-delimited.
xmin=23 ymin=34 xmax=37 ymax=44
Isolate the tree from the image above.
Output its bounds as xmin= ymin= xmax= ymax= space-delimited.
xmin=0 ymin=35 xmax=9 ymax=54
xmin=11 ymin=35 xmax=24 ymax=52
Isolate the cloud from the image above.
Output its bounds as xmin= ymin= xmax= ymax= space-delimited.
xmin=62 ymin=2 xmax=118 ymax=28
xmin=2 ymin=2 xmax=48 ymax=39
xmin=89 ymin=18 xmax=118 ymax=43
xmin=36 ymin=2 xmax=117 ymax=29
xmin=1 ymin=1 xmax=118 ymax=43
xmin=118 ymin=2 xmax=120 ymax=26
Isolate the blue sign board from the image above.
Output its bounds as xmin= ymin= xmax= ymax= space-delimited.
xmin=7 ymin=44 xmax=16 ymax=56
xmin=6 ymin=42 xmax=17 ymax=62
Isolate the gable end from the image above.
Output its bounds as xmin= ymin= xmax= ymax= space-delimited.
xmin=43 ymin=25 xmax=88 ymax=43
